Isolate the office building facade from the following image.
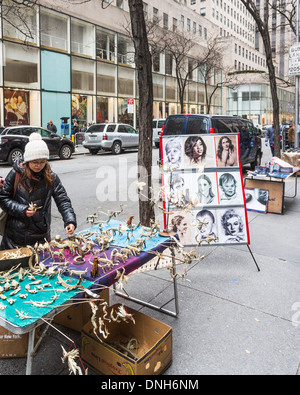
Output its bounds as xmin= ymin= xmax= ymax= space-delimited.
xmin=0 ymin=0 xmax=295 ymax=134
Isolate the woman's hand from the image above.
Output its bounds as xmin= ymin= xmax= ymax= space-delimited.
xmin=26 ymin=207 xmax=36 ymax=217
xmin=65 ymin=223 xmax=75 ymax=235
xmin=0 ymin=178 xmax=5 ymax=188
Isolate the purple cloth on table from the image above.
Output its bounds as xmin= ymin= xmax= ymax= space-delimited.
xmin=41 ymin=240 xmax=172 ymax=290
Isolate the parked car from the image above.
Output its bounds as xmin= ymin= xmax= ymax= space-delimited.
xmin=83 ymin=123 xmax=139 ymax=155
xmin=0 ymin=126 xmax=75 ymax=165
xmin=152 ymin=119 xmax=166 ymax=148
xmin=160 ymin=114 xmax=262 ymax=169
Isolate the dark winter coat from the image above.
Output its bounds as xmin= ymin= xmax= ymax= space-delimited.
xmin=47 ymin=123 xmax=57 ymax=133
xmin=0 ymin=162 xmax=76 ymax=249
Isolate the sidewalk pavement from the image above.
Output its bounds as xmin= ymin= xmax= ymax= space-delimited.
xmin=1 ymin=147 xmax=300 ymax=376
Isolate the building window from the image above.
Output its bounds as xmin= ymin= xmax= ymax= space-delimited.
xmin=116 ymin=0 xmax=124 ymax=9
xmin=152 ymin=49 xmax=161 ymax=72
xmin=118 ymin=66 xmax=135 ymax=97
xmin=153 ymin=7 xmax=159 ymax=24
xmin=97 ymin=61 xmax=116 ymax=95
xmin=40 ymin=8 xmax=68 ymax=52
xmin=165 ymin=53 xmax=173 ymax=75
xmin=96 ymin=27 xmax=116 ymax=62
xmin=4 ymin=42 xmax=39 ymax=89
xmin=71 ymin=19 xmax=95 ymax=58
xmin=117 ymin=34 xmax=135 ymax=66
xmin=163 ymin=13 xmax=168 ymax=29
xmin=173 ymin=17 xmax=178 ymax=32
xmin=3 ymin=0 xmax=38 ymax=45
xmin=198 ymin=25 xmax=202 ymax=36
xmin=143 ymin=2 xmax=148 ymax=20
xmin=72 ymin=57 xmax=95 ymax=93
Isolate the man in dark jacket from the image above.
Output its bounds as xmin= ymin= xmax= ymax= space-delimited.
xmin=0 ymin=133 xmax=76 ymax=249
xmin=265 ymin=122 xmax=275 ymax=156
xmin=47 ymin=120 xmax=57 ymax=133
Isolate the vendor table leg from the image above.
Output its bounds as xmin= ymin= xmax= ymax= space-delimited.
xmin=285 ymin=174 xmax=298 ymax=198
xmin=26 ymin=328 xmax=35 ymax=375
xmin=112 ymin=253 xmax=179 ymax=317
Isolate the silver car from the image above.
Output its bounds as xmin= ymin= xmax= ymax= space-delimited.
xmin=83 ymin=123 xmax=139 ymax=155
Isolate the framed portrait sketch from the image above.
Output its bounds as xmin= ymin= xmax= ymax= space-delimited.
xmin=245 ymin=187 xmax=269 ymax=213
xmin=164 ymin=172 xmax=192 ymax=208
xmin=162 ymin=136 xmax=184 ymax=171
xmin=168 ymin=211 xmax=193 ymax=246
xmin=182 ymin=135 xmax=216 ymax=170
xmin=214 ymin=135 xmax=239 ymax=168
xmin=217 ymin=171 xmax=244 ymax=205
xmin=191 ymin=208 xmax=218 ymax=245
xmin=216 ymin=207 xmax=248 ymax=244
xmin=191 ymin=172 xmax=218 ymax=206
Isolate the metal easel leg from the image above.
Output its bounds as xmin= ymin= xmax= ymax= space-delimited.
xmin=247 ymin=244 xmax=260 ymax=272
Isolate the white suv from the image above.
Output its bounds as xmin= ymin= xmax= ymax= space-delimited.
xmin=83 ymin=123 xmax=139 ymax=155
xmin=152 ymin=119 xmax=165 ymax=148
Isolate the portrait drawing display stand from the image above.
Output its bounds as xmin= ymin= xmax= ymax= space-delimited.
xmin=160 ymin=133 xmax=260 ymax=272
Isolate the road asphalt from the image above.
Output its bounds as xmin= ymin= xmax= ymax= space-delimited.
xmin=0 ymin=143 xmax=299 ymax=376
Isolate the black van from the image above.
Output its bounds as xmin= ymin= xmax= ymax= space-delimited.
xmin=160 ymin=114 xmax=262 ymax=169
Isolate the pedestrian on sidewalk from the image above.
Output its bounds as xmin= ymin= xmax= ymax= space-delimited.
xmin=265 ymin=122 xmax=275 ymax=156
xmin=288 ymin=122 xmax=295 ymax=148
xmin=47 ymin=120 xmax=57 ymax=133
xmin=0 ymin=133 xmax=76 ymax=250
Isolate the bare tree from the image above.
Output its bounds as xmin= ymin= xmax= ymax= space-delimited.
xmin=1 ymin=0 xmax=39 ymax=43
xmin=268 ymin=0 xmax=296 ymax=35
xmin=197 ymin=37 xmax=236 ymax=114
xmin=240 ymin=0 xmax=281 ymax=156
xmin=150 ymin=29 xmax=235 ymax=114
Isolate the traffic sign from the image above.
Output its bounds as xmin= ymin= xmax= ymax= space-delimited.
xmin=289 ymin=44 xmax=300 ymax=76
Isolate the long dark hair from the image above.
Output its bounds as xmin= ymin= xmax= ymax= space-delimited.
xmin=184 ymin=136 xmax=207 ymax=161
xmin=20 ymin=162 xmax=53 ymax=193
xmin=217 ymin=136 xmax=234 ymax=161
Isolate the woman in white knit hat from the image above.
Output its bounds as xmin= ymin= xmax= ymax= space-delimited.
xmin=0 ymin=133 xmax=76 ymax=249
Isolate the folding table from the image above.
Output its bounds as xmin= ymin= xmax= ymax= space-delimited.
xmin=0 ymin=220 xmax=178 ymax=374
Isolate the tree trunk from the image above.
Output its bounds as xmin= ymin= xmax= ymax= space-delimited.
xmin=128 ymin=0 xmax=155 ymax=226
xmin=262 ymin=33 xmax=281 ymax=157
xmin=240 ymin=0 xmax=281 ymax=157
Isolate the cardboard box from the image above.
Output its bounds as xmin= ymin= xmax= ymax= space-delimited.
xmin=0 ymin=326 xmax=39 ymax=359
xmin=54 ymin=287 xmax=109 ymax=332
xmin=81 ymin=303 xmax=172 ymax=375
xmin=0 ymin=247 xmax=33 ymax=272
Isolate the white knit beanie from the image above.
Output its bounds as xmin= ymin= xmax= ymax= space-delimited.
xmin=23 ymin=133 xmax=49 ymax=163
